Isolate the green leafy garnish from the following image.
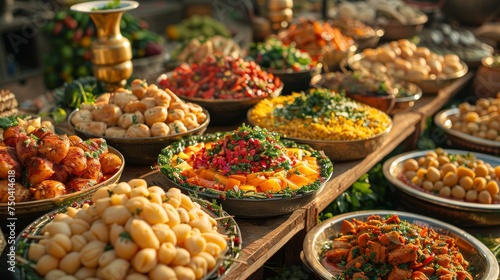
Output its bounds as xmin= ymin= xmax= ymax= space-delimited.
xmin=273 ymin=88 xmax=366 ymax=122
xmin=0 ymin=115 xmax=28 ymax=129
xmin=91 ymin=0 xmax=121 ymax=10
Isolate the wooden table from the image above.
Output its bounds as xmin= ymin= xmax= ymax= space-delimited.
xmin=119 ymin=74 xmax=475 ymax=279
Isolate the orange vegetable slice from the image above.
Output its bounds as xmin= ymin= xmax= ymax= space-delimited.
xmin=258 ymin=178 xmax=282 ymax=193
xmin=248 ymin=175 xmax=267 ymax=187
xmin=225 ymin=178 xmax=241 ymax=192
xmin=229 ymin=174 xmax=246 ymax=184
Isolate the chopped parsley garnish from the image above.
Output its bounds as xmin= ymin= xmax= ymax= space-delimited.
xmin=273 ymin=88 xmax=366 ymax=122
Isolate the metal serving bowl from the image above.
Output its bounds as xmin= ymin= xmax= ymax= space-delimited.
xmin=178 ymin=93 xmax=279 ymax=126
xmin=68 ymin=109 xmax=210 ymax=166
xmin=271 ymin=64 xmax=322 ymax=95
xmin=0 ymin=146 xmax=124 ymax=230
xmin=354 ymin=27 xmax=385 ymax=50
xmin=247 ymin=105 xmax=393 ymax=162
xmin=310 ymin=72 xmax=396 ymax=113
xmin=157 ymin=72 xmax=283 ymax=126
xmin=283 ymin=124 xmax=392 ymax=162
xmin=157 ymin=133 xmax=334 ymax=218
xmin=441 ymin=0 xmax=500 ymax=26
xmin=302 ymin=210 xmax=499 ymax=279
xmin=307 ymin=44 xmax=358 ymax=72
xmin=377 ymin=14 xmax=428 ymax=41
xmin=383 ymin=149 xmax=500 ymax=226
xmin=434 ymin=108 xmax=500 ymax=156
xmin=346 ymin=53 xmax=469 ymax=94
xmin=390 ymin=81 xmax=423 ymax=115
xmin=13 ymin=196 xmax=242 ymax=279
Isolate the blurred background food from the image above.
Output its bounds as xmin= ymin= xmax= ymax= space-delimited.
xmin=171 ymin=35 xmax=243 ymax=64
xmin=165 ymin=14 xmax=231 ymax=41
xmin=42 ymin=10 xmax=164 ymax=90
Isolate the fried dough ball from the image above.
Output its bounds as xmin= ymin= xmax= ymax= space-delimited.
xmin=111 ymin=90 xmax=138 ymax=111
xmin=144 ymin=106 xmax=168 ymax=127
xmin=118 ymin=111 xmax=145 ymax=129
xmin=91 ymin=104 xmax=122 ymax=126
xmin=167 ymin=109 xmax=185 ymax=122
xmin=75 ymin=121 xmax=107 ymax=136
xmin=139 ymin=97 xmax=157 ymax=109
xmin=150 ymin=122 xmax=170 ymax=137
xmin=168 ymin=120 xmax=188 ymax=135
xmin=124 ymin=101 xmax=148 ymax=114
xmin=153 ymin=90 xmax=172 ymax=107
xmin=126 ymin=124 xmax=151 ymax=138
xmin=105 ymin=127 xmax=127 ymax=138
xmin=71 ymin=109 xmax=93 ymax=125
xmin=131 ymin=79 xmax=148 ymax=99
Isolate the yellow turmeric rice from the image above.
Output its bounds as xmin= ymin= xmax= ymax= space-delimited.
xmin=248 ymin=89 xmax=392 ymax=141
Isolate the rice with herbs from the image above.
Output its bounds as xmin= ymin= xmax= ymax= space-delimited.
xmin=248 ymin=89 xmax=392 ymax=141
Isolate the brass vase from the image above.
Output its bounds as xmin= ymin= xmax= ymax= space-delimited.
xmin=70 ymin=1 xmax=139 ymax=91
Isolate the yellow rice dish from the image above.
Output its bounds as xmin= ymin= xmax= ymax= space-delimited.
xmin=248 ymin=88 xmax=392 ymax=141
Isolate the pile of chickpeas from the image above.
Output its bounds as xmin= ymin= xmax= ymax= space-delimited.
xmin=448 ymin=93 xmax=500 ymax=141
xmin=401 ymin=148 xmax=500 ymax=204
xmin=26 ymin=179 xmax=230 ymax=280
xmin=356 ymin=39 xmax=464 ymax=81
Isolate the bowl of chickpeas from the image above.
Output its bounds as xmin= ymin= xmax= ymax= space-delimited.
xmin=435 ymin=95 xmax=500 ymax=156
xmin=345 ymin=39 xmax=469 ymax=94
xmin=383 ymin=148 xmax=500 ymax=226
xmin=68 ymin=79 xmax=210 ymax=166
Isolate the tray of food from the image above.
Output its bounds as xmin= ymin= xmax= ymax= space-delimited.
xmin=434 ymin=96 xmax=500 ymax=155
xmin=335 ymin=0 xmax=428 ymax=40
xmin=157 ymin=124 xmax=333 ymax=218
xmin=329 ymin=17 xmax=385 ymax=50
xmin=67 ymin=79 xmax=210 ymax=165
xmin=157 ymin=55 xmax=283 ymax=125
xmin=417 ymin=23 xmax=494 ymax=68
xmin=0 ymin=115 xmax=124 ymax=229
xmin=302 ymin=210 xmax=499 ymax=279
xmin=311 ymin=71 xmax=422 ymax=114
xmin=247 ymin=37 xmax=321 ymax=94
xmin=383 ymin=148 xmax=500 ymax=226
xmin=277 ymin=17 xmax=357 ymax=70
xmin=345 ymin=39 xmax=468 ymax=94
xmin=247 ymin=88 xmax=393 ymax=161
xmin=13 ymin=179 xmax=242 ymax=279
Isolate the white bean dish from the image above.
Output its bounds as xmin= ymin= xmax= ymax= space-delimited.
xmin=15 ymin=179 xmax=240 ymax=280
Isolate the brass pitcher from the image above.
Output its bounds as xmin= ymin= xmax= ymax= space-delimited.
xmin=71 ymin=1 xmax=139 ymax=91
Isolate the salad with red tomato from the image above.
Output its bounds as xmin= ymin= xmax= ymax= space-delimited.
xmin=158 ymin=55 xmax=282 ymax=100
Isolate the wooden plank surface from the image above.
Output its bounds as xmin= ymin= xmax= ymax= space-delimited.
xmin=411 ymin=72 xmax=475 ymax=117
xmin=117 ymin=75 xmax=473 ymax=279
